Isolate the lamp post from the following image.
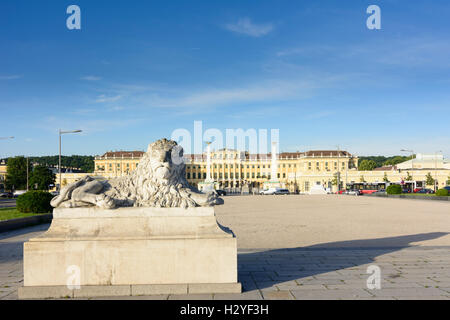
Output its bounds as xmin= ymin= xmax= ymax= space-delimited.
xmin=400 ymin=149 xmax=414 ymax=191
xmin=336 ymin=145 xmax=341 ymax=193
xmin=400 ymin=149 xmax=415 ymax=167
xmin=59 ymin=130 xmax=82 ymax=191
xmin=0 ymin=137 xmax=14 ymax=190
xmin=435 ymin=150 xmax=442 ymax=192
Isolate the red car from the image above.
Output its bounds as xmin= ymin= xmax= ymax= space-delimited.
xmin=413 ymin=188 xmax=422 ymax=193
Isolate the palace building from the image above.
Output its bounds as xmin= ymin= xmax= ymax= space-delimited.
xmin=3 ymin=149 xmax=450 ymax=193
xmin=94 ymin=148 xmax=359 ymax=192
xmin=92 ymin=149 xmax=450 ymax=193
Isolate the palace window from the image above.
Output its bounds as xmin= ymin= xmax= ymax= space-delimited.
xmin=277 ymin=173 xmax=280 ymax=178
xmin=187 ymin=173 xmax=191 ymax=179
xmin=247 ymin=173 xmax=250 ymax=178
xmin=230 ymin=173 xmax=234 ymax=179
xmin=283 ymin=173 xmax=286 ymax=178
xmin=252 ymin=173 xmax=255 ymax=178
xmin=193 ymin=173 xmax=196 ymax=179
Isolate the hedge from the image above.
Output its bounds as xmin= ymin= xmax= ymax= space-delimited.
xmin=436 ymin=189 xmax=449 ymax=197
xmin=16 ymin=191 xmax=53 ymax=214
xmin=386 ymin=184 xmax=402 ymax=195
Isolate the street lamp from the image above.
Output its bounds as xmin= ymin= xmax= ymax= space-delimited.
xmin=0 ymin=137 xmax=14 ymax=190
xmin=59 ymin=129 xmax=82 ymax=191
xmin=400 ymin=149 xmax=415 ymax=168
xmin=435 ymin=150 xmax=442 ymax=192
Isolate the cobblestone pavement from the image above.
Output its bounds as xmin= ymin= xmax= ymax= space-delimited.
xmin=1 ymin=224 xmax=449 ymax=300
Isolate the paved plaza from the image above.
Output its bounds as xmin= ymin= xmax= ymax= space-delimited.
xmin=1 ymin=195 xmax=449 ymax=300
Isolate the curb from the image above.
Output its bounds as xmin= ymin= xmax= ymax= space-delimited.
xmin=366 ymin=194 xmax=450 ymax=201
xmin=0 ymin=214 xmax=53 ymax=233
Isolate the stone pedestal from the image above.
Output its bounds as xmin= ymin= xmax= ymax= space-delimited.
xmin=19 ymin=207 xmax=240 ymax=299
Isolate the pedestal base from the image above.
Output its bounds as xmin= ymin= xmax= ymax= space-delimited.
xmin=19 ymin=283 xmax=242 ymax=299
xmin=20 ymin=207 xmax=240 ymax=299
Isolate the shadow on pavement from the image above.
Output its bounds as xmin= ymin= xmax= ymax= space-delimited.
xmin=238 ymin=232 xmax=449 ymax=291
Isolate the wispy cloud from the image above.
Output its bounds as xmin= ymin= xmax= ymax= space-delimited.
xmin=275 ymin=37 xmax=450 ymax=68
xmin=81 ymin=75 xmax=102 ymax=81
xmin=109 ymin=106 xmax=125 ymax=111
xmin=225 ymin=18 xmax=274 ymax=37
xmin=0 ymin=75 xmax=22 ymax=80
xmin=39 ymin=116 xmax=145 ymax=134
xmin=95 ymin=94 xmax=122 ymax=103
xmin=303 ymin=111 xmax=335 ymax=120
xmin=137 ymin=80 xmax=316 ymax=110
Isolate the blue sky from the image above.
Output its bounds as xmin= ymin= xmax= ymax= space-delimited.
xmin=1 ymin=0 xmax=449 ymax=158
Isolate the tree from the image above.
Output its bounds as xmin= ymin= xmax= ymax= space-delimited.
xmin=5 ymin=157 xmax=32 ymax=190
xmin=383 ymin=172 xmax=390 ymax=183
xmin=447 ymin=176 xmax=450 ymax=185
xmin=331 ymin=173 xmax=342 ymax=188
xmin=425 ymin=172 xmax=435 ymax=187
xmin=359 ymin=160 xmax=377 ymax=171
xmin=405 ymin=172 xmax=413 ymax=181
xmin=29 ymin=165 xmax=55 ymax=191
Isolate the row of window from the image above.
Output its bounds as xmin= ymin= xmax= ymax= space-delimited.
xmin=186 ymin=172 xmax=288 ymax=180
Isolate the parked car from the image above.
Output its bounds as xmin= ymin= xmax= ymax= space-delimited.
xmin=346 ymin=190 xmax=362 ymax=196
xmin=274 ymin=188 xmax=290 ymax=195
xmin=413 ymin=188 xmax=423 ymax=193
xmin=13 ymin=190 xmax=27 ymax=198
xmin=260 ymin=187 xmax=290 ymax=195
xmin=416 ymin=188 xmax=434 ymax=194
xmin=0 ymin=191 xmax=13 ymax=198
xmin=402 ymin=189 xmax=411 ymax=193
xmin=260 ymin=188 xmax=278 ymax=195
xmin=443 ymin=186 xmax=450 ymax=192
xmin=215 ymin=189 xmax=226 ymax=196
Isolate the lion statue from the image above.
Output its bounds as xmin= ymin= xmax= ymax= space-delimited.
xmin=51 ymin=138 xmax=223 ymax=209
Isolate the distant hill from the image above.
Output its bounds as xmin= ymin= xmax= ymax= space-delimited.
xmin=358 ymin=155 xmax=415 ymax=169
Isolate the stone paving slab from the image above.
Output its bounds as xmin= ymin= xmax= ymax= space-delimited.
xmin=1 ymin=224 xmax=450 ymax=300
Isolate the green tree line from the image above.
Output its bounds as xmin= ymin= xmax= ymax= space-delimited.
xmin=3 ymin=157 xmax=56 ymax=191
xmin=2 ymin=155 xmax=94 ymax=173
xmin=358 ymin=155 xmax=415 ymax=171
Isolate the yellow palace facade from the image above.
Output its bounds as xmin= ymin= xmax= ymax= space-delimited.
xmin=93 ymin=149 xmax=360 ymax=192
xmin=92 ymin=149 xmax=450 ymax=193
